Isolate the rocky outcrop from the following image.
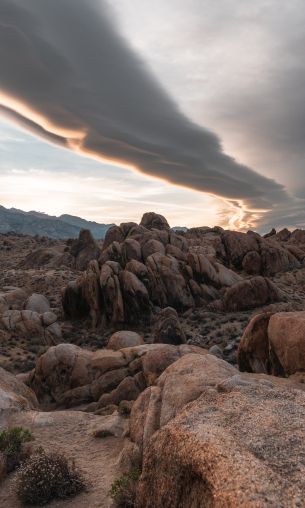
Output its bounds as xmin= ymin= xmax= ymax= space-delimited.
xmin=239 ymin=311 xmax=305 ymax=377
xmin=62 ymin=214 xmax=251 ymax=329
xmin=28 ymin=342 xmax=207 ymax=410
xmin=222 ymin=230 xmax=301 ymax=276
xmin=136 ymin=363 xmax=305 ymax=507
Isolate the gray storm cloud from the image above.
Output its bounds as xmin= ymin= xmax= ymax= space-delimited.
xmin=0 ymin=0 xmax=302 ymax=229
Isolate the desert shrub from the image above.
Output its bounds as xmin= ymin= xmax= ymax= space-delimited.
xmin=15 ymin=450 xmax=86 ymax=505
xmin=0 ymin=427 xmax=33 ymax=473
xmin=110 ymin=469 xmax=140 ymax=508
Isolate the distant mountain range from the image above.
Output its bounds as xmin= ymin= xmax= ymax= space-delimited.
xmin=0 ymin=206 xmax=114 ymax=239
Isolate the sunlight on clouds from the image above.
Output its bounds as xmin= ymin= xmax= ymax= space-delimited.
xmin=0 ymin=167 xmax=223 ymax=227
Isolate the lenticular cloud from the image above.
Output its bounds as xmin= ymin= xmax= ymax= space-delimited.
xmin=0 ymin=0 xmax=301 ymax=230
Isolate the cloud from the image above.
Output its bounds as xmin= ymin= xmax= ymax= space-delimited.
xmin=0 ymin=0 xmax=303 ymax=230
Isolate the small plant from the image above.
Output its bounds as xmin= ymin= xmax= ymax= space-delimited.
xmin=15 ymin=450 xmax=86 ymax=505
xmin=0 ymin=427 xmax=33 ymax=473
xmin=109 ymin=469 xmax=140 ymax=508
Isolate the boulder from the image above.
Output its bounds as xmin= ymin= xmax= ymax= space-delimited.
xmin=140 ymin=212 xmax=170 ymax=231
xmin=242 ymin=250 xmax=262 ymax=274
xmin=0 ymin=367 xmax=38 ymax=415
xmin=136 ymin=373 xmax=305 ymax=507
xmin=107 ymin=331 xmax=143 ymax=350
xmin=25 ymin=293 xmax=50 ymax=314
xmin=0 ymin=288 xmax=28 ymax=313
xmin=238 ymin=313 xmax=272 ymax=373
xmin=222 ymin=231 xmax=259 ymax=267
xmin=68 ymin=229 xmax=101 ymax=270
xmin=153 ymin=307 xmax=186 ymax=345
xmin=0 ymin=309 xmax=61 ymax=345
xmin=29 ymin=343 xmax=208 ymax=410
xmin=239 ymin=311 xmax=305 ymax=377
xmin=268 ymin=312 xmax=305 ymax=375
xmin=223 ymin=276 xmax=283 ymax=312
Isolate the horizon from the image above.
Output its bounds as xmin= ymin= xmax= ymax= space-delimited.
xmin=1 ymin=1 xmax=305 ymax=231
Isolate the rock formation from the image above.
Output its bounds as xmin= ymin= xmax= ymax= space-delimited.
xmin=239 ymin=310 xmax=305 ymax=377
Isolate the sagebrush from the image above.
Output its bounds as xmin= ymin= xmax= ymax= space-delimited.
xmin=15 ymin=450 xmax=86 ymax=505
xmin=0 ymin=427 xmax=33 ymax=473
xmin=110 ymin=468 xmax=140 ymax=508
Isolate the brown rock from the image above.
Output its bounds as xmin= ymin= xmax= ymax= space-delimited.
xmin=137 ymin=376 xmax=305 ymax=508
xmin=268 ymin=311 xmax=305 ymax=375
xmin=153 ymin=307 xmax=186 ymax=345
xmin=238 ymin=313 xmax=272 ymax=373
xmin=223 ymin=276 xmax=283 ymax=312
xmin=140 ymin=212 xmax=170 ymax=230
xmin=107 ymin=331 xmax=143 ymax=350
xmin=242 ymin=250 xmax=262 ymax=274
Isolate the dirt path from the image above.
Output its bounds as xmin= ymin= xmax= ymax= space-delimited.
xmin=0 ymin=410 xmax=126 ymax=508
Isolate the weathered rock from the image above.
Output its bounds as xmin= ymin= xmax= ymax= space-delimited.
xmin=268 ymin=312 xmax=305 ymax=375
xmin=238 ymin=313 xmax=272 ymax=373
xmin=0 ymin=367 xmax=38 ymax=415
xmin=136 ymin=374 xmax=305 ymax=508
xmin=0 ymin=288 xmax=28 ymax=313
xmin=140 ymin=212 xmax=170 ymax=231
xmin=157 ymin=354 xmax=236 ymax=426
xmin=147 ymin=252 xmax=194 ymax=310
xmin=25 ymin=293 xmax=50 ymax=314
xmin=242 ymin=250 xmax=262 ymax=274
xmin=107 ymin=331 xmax=143 ymax=350
xmin=222 ymin=230 xmax=260 ymax=267
xmin=153 ymin=307 xmax=186 ymax=345
xmin=29 ymin=343 xmax=208 ymax=410
xmin=142 ymin=239 xmax=165 ymax=261
xmin=223 ymin=276 xmax=283 ymax=312
xmin=69 ymin=229 xmax=101 ymax=270
xmin=0 ymin=309 xmax=61 ymax=345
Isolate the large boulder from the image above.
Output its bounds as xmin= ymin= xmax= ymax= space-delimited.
xmin=136 ymin=371 xmax=305 ymax=507
xmin=140 ymin=212 xmax=170 ymax=231
xmin=238 ymin=313 xmax=272 ymax=374
xmin=239 ymin=311 xmax=305 ymax=377
xmin=268 ymin=312 xmax=305 ymax=375
xmin=223 ymin=276 xmax=283 ymax=312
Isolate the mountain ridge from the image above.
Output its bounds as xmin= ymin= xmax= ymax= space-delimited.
xmin=0 ymin=205 xmax=114 ymax=239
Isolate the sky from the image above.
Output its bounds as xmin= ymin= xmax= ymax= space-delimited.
xmin=1 ymin=0 xmax=305 ymax=231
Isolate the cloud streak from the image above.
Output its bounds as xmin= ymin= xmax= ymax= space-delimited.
xmin=0 ymin=0 xmax=303 ymax=230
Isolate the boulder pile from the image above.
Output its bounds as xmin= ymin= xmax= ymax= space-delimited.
xmin=62 ymin=213 xmax=287 ymax=329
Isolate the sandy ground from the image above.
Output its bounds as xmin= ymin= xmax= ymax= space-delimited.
xmin=0 ymin=410 xmax=126 ymax=508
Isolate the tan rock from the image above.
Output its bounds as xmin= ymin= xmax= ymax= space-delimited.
xmin=107 ymin=331 xmax=143 ymax=350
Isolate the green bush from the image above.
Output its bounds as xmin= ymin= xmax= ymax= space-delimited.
xmin=15 ymin=450 xmax=86 ymax=505
xmin=110 ymin=469 xmax=140 ymax=508
xmin=0 ymin=427 xmax=33 ymax=473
